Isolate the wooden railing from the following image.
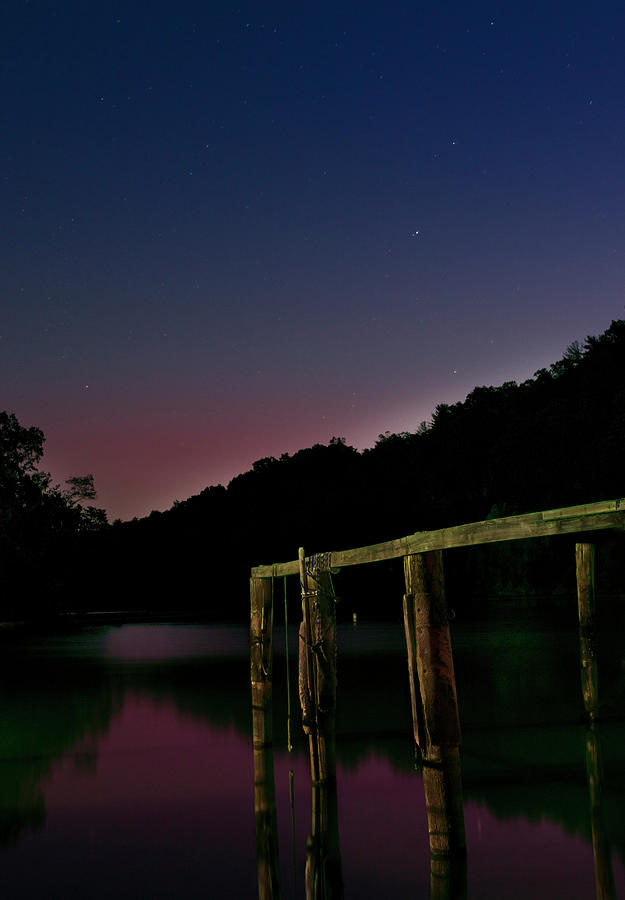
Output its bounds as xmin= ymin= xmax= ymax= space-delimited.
xmin=252 ymin=497 xmax=625 ymax=577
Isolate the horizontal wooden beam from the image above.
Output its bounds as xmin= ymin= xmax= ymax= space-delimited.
xmin=251 ymin=498 xmax=625 ymax=578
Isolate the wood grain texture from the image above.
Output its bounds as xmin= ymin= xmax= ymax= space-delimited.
xmin=404 ymin=551 xmax=461 ymax=748
xmin=250 ymin=576 xmax=280 ymax=899
xmin=251 ymin=498 xmax=625 ymax=577
xmin=576 ymin=542 xmax=599 ymax=720
xmin=403 ymin=592 xmax=426 ymax=749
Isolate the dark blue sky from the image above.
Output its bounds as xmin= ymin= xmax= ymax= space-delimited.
xmin=3 ymin=1 xmax=625 ymax=519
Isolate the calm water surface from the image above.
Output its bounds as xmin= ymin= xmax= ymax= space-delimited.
xmin=1 ymin=609 xmax=624 ymax=898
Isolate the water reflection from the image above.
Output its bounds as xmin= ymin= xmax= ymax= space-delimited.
xmin=422 ymin=747 xmax=467 ymax=900
xmin=586 ymin=724 xmax=616 ymax=900
xmin=253 ymin=721 xmax=344 ymax=900
xmin=0 ymin=661 xmax=120 ymax=847
xmin=254 ymin=734 xmax=281 ymax=899
xmin=305 ymin=777 xmax=342 ymax=899
xmin=0 ymin=621 xmax=622 ymax=899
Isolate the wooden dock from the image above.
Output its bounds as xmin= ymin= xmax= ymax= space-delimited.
xmin=250 ymin=497 xmax=625 ymax=898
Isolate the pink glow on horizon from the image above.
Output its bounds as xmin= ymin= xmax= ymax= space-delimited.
xmin=12 ymin=303 xmax=621 ymax=523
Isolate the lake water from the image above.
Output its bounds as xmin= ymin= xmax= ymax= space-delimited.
xmin=1 ymin=608 xmax=624 ymax=898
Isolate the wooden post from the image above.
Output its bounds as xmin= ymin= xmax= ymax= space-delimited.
xmin=403 ymin=591 xmax=426 ymax=750
xmin=404 ymin=551 xmax=466 ymax=864
xmin=314 ymin=567 xmax=338 ymax=785
xmin=299 ymin=547 xmax=321 ymax=782
xmin=250 ymin=576 xmax=280 ymax=899
xmin=298 ymin=550 xmax=339 ymax=784
xmin=251 ymin=576 xmax=275 ymax=746
xmin=298 ymin=550 xmax=343 ymax=897
xmin=403 ymin=551 xmax=461 ymax=749
xmin=576 ymin=542 xmax=599 ymax=720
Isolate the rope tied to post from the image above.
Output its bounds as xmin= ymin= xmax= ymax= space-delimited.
xmin=299 ymin=550 xmax=338 ymax=732
xmin=304 ymin=551 xmax=340 ymax=605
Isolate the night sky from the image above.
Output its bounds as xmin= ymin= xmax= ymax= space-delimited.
xmin=3 ymin=1 xmax=625 ymax=521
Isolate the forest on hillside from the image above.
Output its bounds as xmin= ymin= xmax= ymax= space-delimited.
xmin=3 ymin=318 xmax=625 ymax=621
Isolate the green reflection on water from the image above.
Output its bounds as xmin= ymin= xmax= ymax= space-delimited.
xmin=0 ymin=614 xmax=623 ymax=880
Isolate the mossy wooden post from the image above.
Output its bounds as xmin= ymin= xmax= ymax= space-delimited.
xmin=301 ymin=556 xmax=342 ymax=899
xmin=403 ymin=591 xmax=426 ymax=750
xmin=250 ymin=576 xmax=280 ymax=899
xmin=298 ymin=548 xmax=338 ymax=787
xmin=314 ymin=566 xmax=338 ymax=786
xmin=404 ymin=551 xmax=466 ymax=865
xmin=576 ymin=542 xmax=599 ymax=720
xmin=298 ymin=547 xmax=320 ymax=782
xmin=404 ymin=551 xmax=461 ymax=750
xmin=250 ymin=576 xmax=275 ymax=755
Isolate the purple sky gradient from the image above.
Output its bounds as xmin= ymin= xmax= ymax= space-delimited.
xmin=3 ymin=1 xmax=625 ymax=519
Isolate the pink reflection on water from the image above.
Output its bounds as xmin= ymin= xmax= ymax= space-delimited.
xmin=6 ymin=692 xmax=624 ymax=900
xmin=464 ymin=802 xmax=622 ymax=899
xmin=102 ymin=624 xmax=249 ymax=660
xmin=271 ymin=749 xmax=625 ymax=900
xmin=337 ymin=752 xmax=431 ymax=895
xmin=13 ymin=694 xmax=257 ymax=898
xmin=47 ymin=696 xmax=250 ymax=813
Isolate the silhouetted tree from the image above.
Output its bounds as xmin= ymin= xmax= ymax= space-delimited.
xmin=0 ymin=412 xmax=107 ymax=618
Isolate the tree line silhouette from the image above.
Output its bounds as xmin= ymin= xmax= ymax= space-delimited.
xmin=0 ymin=412 xmax=107 ymax=619
xmin=3 ymin=318 xmax=625 ymax=620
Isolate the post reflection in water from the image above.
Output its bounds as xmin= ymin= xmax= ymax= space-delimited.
xmin=252 ymin=707 xmax=344 ymax=900
xmin=422 ymin=747 xmax=467 ymax=900
xmin=251 ymin=577 xmax=281 ymax=899
xmin=586 ymin=724 xmax=616 ymax=900
xmin=0 ymin=617 xmax=619 ymax=899
xmin=253 ymin=732 xmax=281 ymax=899
xmin=305 ymin=757 xmax=342 ymax=899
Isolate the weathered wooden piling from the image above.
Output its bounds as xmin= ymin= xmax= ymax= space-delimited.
xmin=298 ymin=547 xmax=321 ymax=782
xmin=251 ymin=576 xmax=275 ymax=750
xmin=403 ymin=551 xmax=462 ymax=752
xmin=298 ymin=549 xmax=338 ymax=784
xmin=298 ymin=549 xmax=343 ymax=898
xmin=313 ymin=566 xmax=338 ymax=784
xmin=576 ymin=542 xmax=599 ymax=720
xmin=404 ymin=551 xmax=466 ymax=862
xmin=403 ymin=591 xmax=426 ymax=750
xmin=250 ymin=576 xmax=280 ymax=899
